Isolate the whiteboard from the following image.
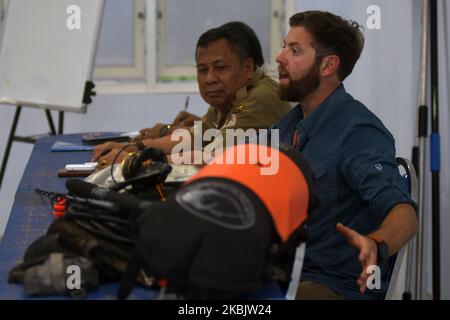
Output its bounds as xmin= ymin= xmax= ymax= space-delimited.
xmin=0 ymin=0 xmax=104 ymax=113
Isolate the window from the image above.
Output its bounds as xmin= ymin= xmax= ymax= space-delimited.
xmin=97 ymin=0 xmax=290 ymax=93
xmin=93 ymin=0 xmax=145 ymax=80
xmin=156 ymin=0 xmax=285 ymax=82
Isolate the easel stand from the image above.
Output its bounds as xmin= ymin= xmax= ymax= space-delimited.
xmin=0 ymin=105 xmax=65 ymax=189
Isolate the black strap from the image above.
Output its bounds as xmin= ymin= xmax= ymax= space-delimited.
xmin=265 ymin=225 xmax=308 ymax=282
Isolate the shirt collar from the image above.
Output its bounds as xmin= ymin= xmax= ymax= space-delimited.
xmin=299 ymin=84 xmax=348 ymax=138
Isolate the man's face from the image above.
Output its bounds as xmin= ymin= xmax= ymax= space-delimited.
xmin=276 ymin=26 xmax=321 ymax=102
xmin=196 ymin=38 xmax=253 ymax=112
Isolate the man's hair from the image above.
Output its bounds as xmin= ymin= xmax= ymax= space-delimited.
xmin=196 ymin=25 xmax=251 ymax=63
xmin=289 ymin=11 xmax=365 ymax=81
xmin=220 ymin=21 xmax=264 ymax=67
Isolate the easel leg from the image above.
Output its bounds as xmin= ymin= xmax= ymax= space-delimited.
xmin=1 ymin=107 xmax=65 ymax=190
xmin=45 ymin=110 xmax=56 ymax=135
xmin=58 ymin=111 xmax=64 ymax=135
xmin=0 ymin=106 xmax=22 ymax=189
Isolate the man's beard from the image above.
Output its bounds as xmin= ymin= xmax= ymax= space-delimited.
xmin=279 ymin=61 xmax=321 ymax=102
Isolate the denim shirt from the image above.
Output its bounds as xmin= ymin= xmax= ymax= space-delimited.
xmin=272 ymin=85 xmax=416 ymax=299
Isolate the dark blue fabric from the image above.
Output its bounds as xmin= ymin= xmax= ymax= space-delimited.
xmin=272 ymin=85 xmax=417 ymax=300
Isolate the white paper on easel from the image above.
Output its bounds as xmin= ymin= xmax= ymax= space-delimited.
xmin=0 ymin=0 xmax=104 ymax=113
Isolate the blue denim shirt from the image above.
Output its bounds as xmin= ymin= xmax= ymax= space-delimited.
xmin=272 ymin=85 xmax=416 ymax=299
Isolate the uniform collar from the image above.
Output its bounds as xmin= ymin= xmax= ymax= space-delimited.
xmin=216 ymin=67 xmax=265 ymax=120
xmin=234 ymin=67 xmax=264 ymax=101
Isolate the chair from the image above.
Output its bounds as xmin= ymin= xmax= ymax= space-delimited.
xmin=285 ymin=242 xmax=306 ymax=300
xmin=285 ymin=157 xmax=419 ymax=300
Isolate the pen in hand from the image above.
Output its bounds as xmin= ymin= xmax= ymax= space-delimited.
xmin=184 ymin=96 xmax=190 ymax=112
xmin=173 ymin=96 xmax=191 ymax=126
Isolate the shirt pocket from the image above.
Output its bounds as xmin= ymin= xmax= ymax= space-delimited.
xmin=312 ymin=164 xmax=338 ymax=210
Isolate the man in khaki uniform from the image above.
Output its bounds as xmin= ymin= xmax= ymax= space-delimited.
xmin=194 ymin=66 xmax=291 ymax=149
xmin=92 ymin=25 xmax=290 ymax=164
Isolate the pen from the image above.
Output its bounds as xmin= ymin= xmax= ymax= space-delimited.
xmin=184 ymin=96 xmax=190 ymax=112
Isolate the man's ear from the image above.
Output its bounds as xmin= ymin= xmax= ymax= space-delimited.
xmin=245 ymin=58 xmax=255 ymax=80
xmin=320 ymin=55 xmax=340 ymax=78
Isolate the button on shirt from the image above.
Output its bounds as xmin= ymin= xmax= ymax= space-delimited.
xmin=272 ymin=85 xmax=417 ymax=299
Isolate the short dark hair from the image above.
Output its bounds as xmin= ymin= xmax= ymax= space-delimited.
xmin=196 ymin=26 xmax=251 ymax=63
xmin=220 ymin=21 xmax=265 ymax=67
xmin=289 ymin=11 xmax=365 ymax=81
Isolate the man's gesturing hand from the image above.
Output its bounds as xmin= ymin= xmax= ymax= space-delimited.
xmin=336 ymin=223 xmax=379 ymax=294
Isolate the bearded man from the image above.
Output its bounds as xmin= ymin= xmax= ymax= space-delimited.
xmin=272 ymin=11 xmax=418 ymax=300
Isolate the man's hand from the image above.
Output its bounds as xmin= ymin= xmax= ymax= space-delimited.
xmin=336 ymin=223 xmax=378 ymax=294
xmin=136 ymin=124 xmax=165 ymax=140
xmin=173 ymin=111 xmax=201 ymax=127
xmin=91 ymin=141 xmax=124 ymax=161
xmin=134 ymin=111 xmax=201 ymax=141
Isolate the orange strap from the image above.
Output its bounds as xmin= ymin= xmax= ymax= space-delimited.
xmin=187 ymin=144 xmax=309 ymax=242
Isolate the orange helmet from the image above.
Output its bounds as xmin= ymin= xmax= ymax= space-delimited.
xmin=187 ymin=143 xmax=317 ymax=242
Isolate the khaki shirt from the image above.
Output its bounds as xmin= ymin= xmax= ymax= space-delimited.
xmin=190 ymin=68 xmax=291 ymax=149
